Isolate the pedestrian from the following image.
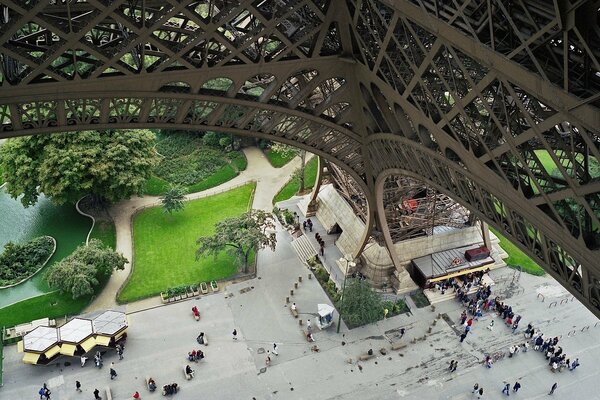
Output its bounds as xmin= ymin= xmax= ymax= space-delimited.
xmin=232 ymin=329 xmax=238 ymax=340
xmin=460 ymin=332 xmax=467 ymax=342
xmin=502 ymin=383 xmax=510 ymax=396
xmin=448 ymin=360 xmax=455 ymax=371
xmin=384 ymin=308 xmax=389 ymax=319
xmin=512 ymin=322 xmax=519 ymax=333
xmin=487 ymin=320 xmax=494 ymax=331
xmin=548 ymin=382 xmax=557 ymax=395
xmin=307 ymin=219 xmax=313 ymax=232
xmin=303 ymin=221 xmax=307 ymax=230
xmin=93 ymin=388 xmax=101 ymax=400
xmin=75 ymin=381 xmax=82 ymax=392
xmin=81 ymin=355 xmax=88 ymax=367
xmin=133 ymin=391 xmax=140 ymax=399
xmin=464 ymin=325 xmax=471 ymax=334
xmin=272 ymin=343 xmax=279 ymax=355
xmin=472 ymin=383 xmax=479 ymax=393
xmin=266 ymin=350 xmax=271 ymax=366
xmin=116 ymin=344 xmax=123 ymax=360
xmin=569 ymin=358 xmax=579 ymax=370
xmin=478 ymin=387 xmax=484 ymax=399
xmin=460 ymin=311 xmax=467 ymax=325
xmin=513 ymin=381 xmax=521 ymax=392
xmin=109 ymin=363 xmax=117 ymax=380
xmin=44 ymin=387 xmax=51 ymax=400
xmin=307 ymin=319 xmax=312 ymax=331
xmin=451 ymin=361 xmax=458 ymax=372
xmin=399 ymin=328 xmax=405 ymax=338
xmin=38 ymin=387 xmax=45 ymax=399
xmin=320 ymin=245 xmax=324 ymax=257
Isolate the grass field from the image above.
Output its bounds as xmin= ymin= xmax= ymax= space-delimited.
xmin=118 ymin=183 xmax=256 ymax=303
xmin=0 ymin=291 xmax=91 ymax=328
xmin=266 ymin=148 xmax=296 ymax=168
xmin=491 ymin=227 xmax=545 ymax=276
xmin=273 ymin=157 xmax=319 ymax=204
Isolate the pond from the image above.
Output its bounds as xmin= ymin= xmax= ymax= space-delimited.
xmin=0 ymin=189 xmax=91 ymax=307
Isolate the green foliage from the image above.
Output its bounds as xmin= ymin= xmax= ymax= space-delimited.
xmin=47 ymin=239 xmax=128 ymax=298
xmin=228 ymin=152 xmax=247 ymax=171
xmin=196 ymin=209 xmax=276 ymax=273
xmin=266 ymin=147 xmax=296 ymax=168
xmin=202 ymin=131 xmax=230 ymax=148
xmin=0 ymin=236 xmax=54 ymax=286
xmin=119 ymin=184 xmax=255 ymax=303
xmin=338 ymin=279 xmax=383 ymax=328
xmin=161 ymin=186 xmax=186 ymax=215
xmin=154 ymin=147 xmax=227 ymax=186
xmin=382 ymin=299 xmax=410 ymax=316
xmin=273 ymin=156 xmax=319 ymax=204
xmin=314 ymin=266 xmax=330 ymax=283
xmin=149 ymin=131 xmax=244 ymax=193
xmin=409 ymin=291 xmax=431 ymax=308
xmin=490 ymin=227 xmax=545 ymax=276
xmin=0 ymin=129 xmax=159 ymax=206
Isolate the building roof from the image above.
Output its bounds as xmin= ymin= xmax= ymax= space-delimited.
xmin=23 ymin=326 xmax=59 ymax=353
xmin=413 ymin=244 xmax=494 ymax=280
xmin=92 ymin=310 xmax=127 ymax=336
xmin=59 ymin=318 xmax=94 ymax=343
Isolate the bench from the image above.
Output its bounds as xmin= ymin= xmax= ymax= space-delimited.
xmin=390 ymin=341 xmax=407 ymax=351
xmin=290 ymin=307 xmax=299 ymax=318
xmin=184 ymin=366 xmax=195 ymax=380
xmin=358 ymin=352 xmax=375 ymax=361
xmin=105 ymin=387 xmax=113 ymax=400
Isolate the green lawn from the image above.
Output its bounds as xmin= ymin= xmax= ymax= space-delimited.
xmin=118 ymin=183 xmax=256 ymax=303
xmin=266 ymin=148 xmax=296 ymax=168
xmin=187 ymin=164 xmax=238 ymax=193
xmin=89 ymin=219 xmax=117 ymax=250
xmin=0 ymin=291 xmax=91 ymax=328
xmin=144 ymin=175 xmax=171 ymax=196
xmin=273 ymin=157 xmax=319 ymax=204
xmin=491 ymin=227 xmax=545 ymax=276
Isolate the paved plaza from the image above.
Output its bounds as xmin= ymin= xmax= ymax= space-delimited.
xmin=3 ymin=221 xmax=600 ymax=399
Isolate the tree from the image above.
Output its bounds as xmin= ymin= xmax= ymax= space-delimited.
xmin=0 ymin=129 xmax=159 ymax=207
xmin=196 ymin=209 xmax=276 ymax=273
xmin=270 ymin=142 xmax=307 ymax=192
xmin=161 ymin=186 xmax=186 ymax=215
xmin=47 ymin=239 xmax=128 ymax=299
xmin=338 ymin=279 xmax=383 ymax=328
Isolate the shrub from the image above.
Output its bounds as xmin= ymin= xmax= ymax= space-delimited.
xmin=0 ymin=236 xmax=54 ymax=286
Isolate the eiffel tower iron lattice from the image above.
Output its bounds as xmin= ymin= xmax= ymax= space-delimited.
xmin=1 ymin=1 xmax=599 ymax=316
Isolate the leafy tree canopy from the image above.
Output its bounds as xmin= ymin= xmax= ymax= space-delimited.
xmin=196 ymin=209 xmax=276 ymax=273
xmin=47 ymin=239 xmax=128 ymax=299
xmin=339 ymin=279 xmax=383 ymax=328
xmin=0 ymin=129 xmax=159 ymax=207
xmin=161 ymin=186 xmax=186 ymax=215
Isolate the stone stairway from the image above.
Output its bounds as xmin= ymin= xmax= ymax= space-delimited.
xmin=424 ymin=275 xmax=496 ymax=305
xmin=291 ymin=235 xmax=317 ymax=265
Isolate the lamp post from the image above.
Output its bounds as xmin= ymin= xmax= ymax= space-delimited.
xmin=337 ymin=254 xmax=356 ymax=333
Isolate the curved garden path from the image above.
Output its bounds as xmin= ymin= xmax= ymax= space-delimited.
xmin=86 ymin=147 xmax=306 ymax=312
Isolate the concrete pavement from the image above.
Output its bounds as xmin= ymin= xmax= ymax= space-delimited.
xmin=2 ymin=217 xmax=600 ymax=399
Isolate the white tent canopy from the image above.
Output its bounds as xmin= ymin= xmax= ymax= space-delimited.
xmin=317 ymin=304 xmax=335 ymax=317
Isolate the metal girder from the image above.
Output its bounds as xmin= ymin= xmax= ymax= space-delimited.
xmin=1 ymin=0 xmax=600 ymax=317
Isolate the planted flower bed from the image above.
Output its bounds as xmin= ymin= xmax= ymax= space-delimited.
xmin=160 ymin=284 xmax=200 ymax=304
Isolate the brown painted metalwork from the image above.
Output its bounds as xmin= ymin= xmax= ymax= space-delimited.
xmin=1 ymin=1 xmax=599 ymax=317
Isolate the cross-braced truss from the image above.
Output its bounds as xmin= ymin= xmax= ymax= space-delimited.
xmin=383 ymin=175 xmax=471 ymax=242
xmin=1 ymin=0 xmax=600 ymax=317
